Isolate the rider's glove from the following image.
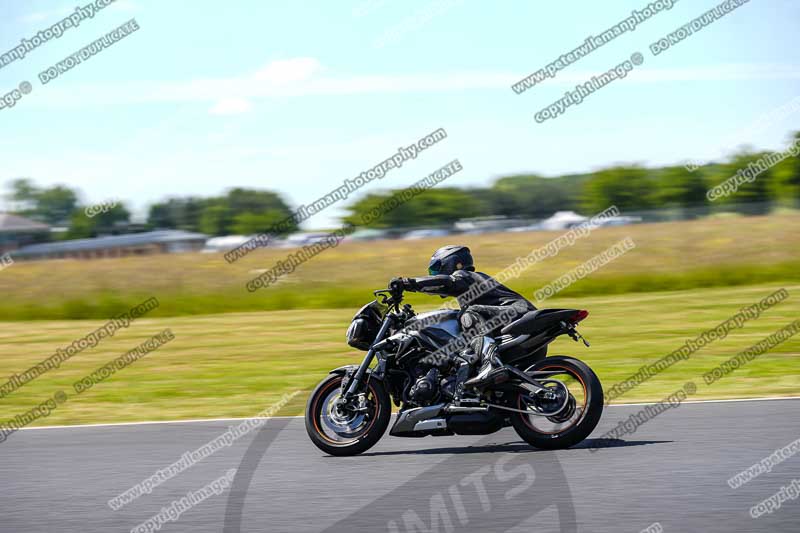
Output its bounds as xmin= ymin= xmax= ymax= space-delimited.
xmin=389 ymin=277 xmax=416 ymax=292
xmin=389 ymin=277 xmax=405 ymax=293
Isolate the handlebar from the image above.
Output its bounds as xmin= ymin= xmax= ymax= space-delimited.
xmin=374 ymin=284 xmax=405 ymax=311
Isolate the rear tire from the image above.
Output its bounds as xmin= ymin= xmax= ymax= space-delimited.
xmin=510 ymin=356 xmax=603 ymax=450
xmin=305 ymin=374 xmax=391 ymax=456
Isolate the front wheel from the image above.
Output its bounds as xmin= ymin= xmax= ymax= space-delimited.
xmin=510 ymin=356 xmax=603 ymax=450
xmin=305 ymin=374 xmax=391 ymax=456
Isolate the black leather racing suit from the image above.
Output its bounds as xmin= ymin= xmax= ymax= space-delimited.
xmin=402 ymin=270 xmax=536 ymax=337
xmin=401 ymin=270 xmax=535 ymax=384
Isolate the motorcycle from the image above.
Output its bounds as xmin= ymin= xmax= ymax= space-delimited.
xmin=305 ymin=285 xmax=603 ymax=456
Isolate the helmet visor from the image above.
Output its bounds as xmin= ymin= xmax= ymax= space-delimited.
xmin=428 ymin=259 xmax=442 ymax=276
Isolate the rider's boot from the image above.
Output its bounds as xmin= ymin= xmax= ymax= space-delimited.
xmin=464 ymin=338 xmax=503 ymax=389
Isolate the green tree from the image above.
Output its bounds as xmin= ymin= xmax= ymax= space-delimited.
xmin=582 ymin=166 xmax=654 ymax=213
xmin=147 ymin=197 xmax=207 ymax=231
xmin=706 ymin=149 xmax=773 ymax=213
xmin=34 ymin=186 xmax=78 ymax=225
xmin=6 ymin=179 xmax=78 ymax=225
xmin=66 ymin=204 xmax=131 ymax=239
xmin=231 ymin=210 xmax=291 ymax=234
xmin=344 ymin=187 xmax=481 ymax=228
xmin=769 ymin=131 xmax=800 ymax=203
xmin=198 ymin=204 xmax=233 ymax=236
xmin=8 ymin=178 xmax=38 ymax=210
xmin=653 ymin=166 xmax=708 ymax=208
xmin=225 ymin=188 xmax=291 ymax=214
xmin=146 ymin=188 xmax=296 ymax=235
xmin=491 ymin=175 xmax=580 ymax=218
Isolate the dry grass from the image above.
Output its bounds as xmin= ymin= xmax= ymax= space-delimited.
xmin=0 ymin=212 xmax=799 ymax=319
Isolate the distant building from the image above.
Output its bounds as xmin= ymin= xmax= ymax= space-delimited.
xmin=0 ymin=213 xmax=51 ymax=254
xmin=14 ymin=230 xmax=208 ymax=260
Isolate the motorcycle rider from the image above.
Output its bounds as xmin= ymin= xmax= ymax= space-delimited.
xmin=389 ymin=245 xmax=536 ymax=388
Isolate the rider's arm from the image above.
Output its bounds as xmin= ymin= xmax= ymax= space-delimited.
xmin=394 ymin=271 xmax=473 ymax=298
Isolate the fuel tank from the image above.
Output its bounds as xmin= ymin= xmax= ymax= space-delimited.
xmin=400 ymin=309 xmax=461 ymax=346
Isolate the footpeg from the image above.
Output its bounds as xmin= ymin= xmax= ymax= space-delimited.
xmin=464 ymin=366 xmax=510 ymax=389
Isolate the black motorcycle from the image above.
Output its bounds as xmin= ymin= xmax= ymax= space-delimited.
xmin=305 ymin=285 xmax=603 ymax=456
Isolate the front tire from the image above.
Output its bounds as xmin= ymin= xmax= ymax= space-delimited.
xmin=305 ymin=374 xmax=391 ymax=456
xmin=510 ymin=356 xmax=603 ymax=450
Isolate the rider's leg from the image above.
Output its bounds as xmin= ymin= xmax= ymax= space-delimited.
xmin=461 ymin=303 xmax=528 ymax=388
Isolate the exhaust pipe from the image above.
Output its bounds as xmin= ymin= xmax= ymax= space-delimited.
xmin=390 ymin=403 xmax=445 ymax=436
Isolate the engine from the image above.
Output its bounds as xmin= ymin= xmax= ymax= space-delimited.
xmin=408 ymin=368 xmax=439 ymax=405
xmin=391 ymin=310 xmax=465 ymax=407
xmin=407 ymin=365 xmax=460 ymax=406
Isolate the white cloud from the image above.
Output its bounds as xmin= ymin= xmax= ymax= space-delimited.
xmin=253 ymin=57 xmax=321 ymax=85
xmin=29 ymin=59 xmax=800 ymax=109
xmin=209 ymin=98 xmax=253 ymax=115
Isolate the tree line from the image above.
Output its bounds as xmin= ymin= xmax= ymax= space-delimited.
xmin=4 ymin=131 xmax=799 ymax=240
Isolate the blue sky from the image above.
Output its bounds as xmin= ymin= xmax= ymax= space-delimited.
xmin=0 ymin=0 xmax=798 ymax=227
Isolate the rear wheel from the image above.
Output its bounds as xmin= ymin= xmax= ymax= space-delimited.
xmin=510 ymin=356 xmax=603 ymax=450
xmin=305 ymin=374 xmax=391 ymax=456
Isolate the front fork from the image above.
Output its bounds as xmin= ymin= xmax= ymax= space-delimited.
xmin=342 ymin=314 xmax=394 ymax=400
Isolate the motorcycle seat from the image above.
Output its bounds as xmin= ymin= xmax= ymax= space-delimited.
xmin=500 ymin=308 xmax=579 ymax=336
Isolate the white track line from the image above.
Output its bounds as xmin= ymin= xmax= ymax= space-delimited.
xmin=15 ymin=396 xmax=800 ymax=432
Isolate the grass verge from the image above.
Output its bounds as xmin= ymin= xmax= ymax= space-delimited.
xmin=1 ymin=282 xmax=798 ymax=428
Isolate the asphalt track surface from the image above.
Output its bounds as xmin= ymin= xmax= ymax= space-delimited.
xmin=3 ymin=398 xmax=799 ymax=532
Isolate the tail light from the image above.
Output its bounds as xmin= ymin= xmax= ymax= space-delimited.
xmin=571 ymin=310 xmax=589 ymax=323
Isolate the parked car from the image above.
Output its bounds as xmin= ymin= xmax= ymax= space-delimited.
xmin=593 ymin=215 xmax=643 ymax=227
xmin=539 ymin=211 xmax=588 ymax=231
xmin=506 ymin=223 xmax=543 ymax=233
xmin=202 ymin=235 xmax=257 ymax=253
xmin=278 ymin=232 xmax=332 ymax=248
xmin=344 ymin=228 xmax=390 ymax=242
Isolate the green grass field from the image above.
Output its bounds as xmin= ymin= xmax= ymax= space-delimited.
xmin=1 ymin=213 xmax=798 ymax=427
xmin=1 ymin=282 xmax=798 ymax=427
